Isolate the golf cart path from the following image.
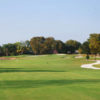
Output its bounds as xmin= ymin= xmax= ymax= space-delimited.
xmin=81 ymin=60 xmax=100 ymax=69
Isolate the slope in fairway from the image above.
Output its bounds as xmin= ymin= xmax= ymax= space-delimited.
xmin=0 ymin=55 xmax=100 ymax=100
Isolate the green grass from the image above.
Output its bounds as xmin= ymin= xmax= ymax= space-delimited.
xmin=0 ymin=54 xmax=100 ymax=100
xmin=94 ymin=64 xmax=100 ymax=68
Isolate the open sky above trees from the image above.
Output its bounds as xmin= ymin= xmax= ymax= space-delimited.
xmin=0 ymin=0 xmax=100 ymax=45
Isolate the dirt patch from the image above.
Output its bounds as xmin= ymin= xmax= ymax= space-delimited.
xmin=0 ymin=57 xmax=16 ymax=60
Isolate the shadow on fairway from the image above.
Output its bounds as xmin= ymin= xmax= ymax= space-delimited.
xmin=0 ymin=68 xmax=65 ymax=73
xmin=0 ymin=79 xmax=100 ymax=89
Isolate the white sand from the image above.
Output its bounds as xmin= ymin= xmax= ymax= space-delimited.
xmin=81 ymin=60 xmax=100 ymax=69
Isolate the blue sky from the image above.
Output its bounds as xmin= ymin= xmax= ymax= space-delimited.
xmin=0 ymin=0 xmax=100 ymax=45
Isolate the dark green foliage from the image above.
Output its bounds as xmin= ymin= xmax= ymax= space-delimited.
xmin=0 ymin=46 xmax=4 ymax=56
xmin=3 ymin=43 xmax=17 ymax=56
xmin=55 ymin=40 xmax=66 ymax=53
xmin=30 ymin=37 xmax=81 ymax=55
xmin=0 ymin=41 xmax=33 ymax=56
xmin=30 ymin=37 xmax=56 ymax=54
xmin=79 ymin=41 xmax=90 ymax=54
xmin=30 ymin=37 xmax=45 ymax=55
xmin=86 ymin=55 xmax=90 ymax=60
xmin=88 ymin=33 xmax=100 ymax=60
xmin=1 ymin=33 xmax=100 ymax=56
xmin=89 ymin=33 xmax=100 ymax=54
xmin=40 ymin=37 xmax=56 ymax=54
xmin=65 ymin=40 xmax=81 ymax=54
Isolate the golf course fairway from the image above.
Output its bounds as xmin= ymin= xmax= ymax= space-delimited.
xmin=0 ymin=55 xmax=100 ymax=100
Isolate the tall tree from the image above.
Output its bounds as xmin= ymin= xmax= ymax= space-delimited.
xmin=65 ymin=40 xmax=81 ymax=54
xmin=15 ymin=42 xmax=23 ymax=55
xmin=55 ymin=40 xmax=66 ymax=53
xmin=30 ymin=37 xmax=45 ymax=55
xmin=89 ymin=33 xmax=100 ymax=59
xmin=3 ymin=43 xmax=17 ymax=56
xmin=40 ymin=37 xmax=56 ymax=54
xmin=0 ymin=46 xmax=4 ymax=56
xmin=79 ymin=41 xmax=90 ymax=54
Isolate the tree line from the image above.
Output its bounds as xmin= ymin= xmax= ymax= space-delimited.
xmin=0 ymin=33 xmax=100 ymax=56
xmin=0 ymin=41 xmax=33 ymax=56
xmin=79 ymin=33 xmax=100 ymax=59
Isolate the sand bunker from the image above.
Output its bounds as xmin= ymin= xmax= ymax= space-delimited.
xmin=81 ymin=60 xmax=100 ymax=69
xmin=0 ymin=57 xmax=16 ymax=60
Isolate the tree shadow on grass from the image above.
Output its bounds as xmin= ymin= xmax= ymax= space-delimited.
xmin=0 ymin=68 xmax=65 ymax=73
xmin=0 ymin=79 xmax=100 ymax=89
